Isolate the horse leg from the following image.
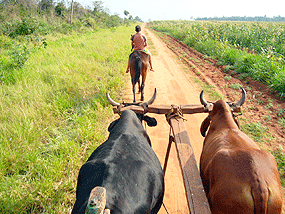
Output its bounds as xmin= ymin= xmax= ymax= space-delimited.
xmin=140 ymin=83 xmax=145 ymax=101
xmin=140 ymin=60 xmax=147 ymax=101
xmin=132 ymin=78 xmax=136 ymax=103
xmin=138 ymin=78 xmax=141 ymax=92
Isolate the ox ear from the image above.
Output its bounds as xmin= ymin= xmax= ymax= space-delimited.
xmin=108 ymin=119 xmax=119 ymax=132
xmin=143 ymin=115 xmax=157 ymax=127
xmin=200 ymin=115 xmax=211 ymax=137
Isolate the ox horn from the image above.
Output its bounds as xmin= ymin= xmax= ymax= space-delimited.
xmin=200 ymin=90 xmax=208 ymax=107
xmin=140 ymin=88 xmax=157 ymax=107
xmin=106 ymin=91 xmax=120 ymax=106
xmin=233 ymin=88 xmax=246 ymax=109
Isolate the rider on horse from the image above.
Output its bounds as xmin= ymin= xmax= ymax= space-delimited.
xmin=126 ymin=25 xmax=154 ymax=73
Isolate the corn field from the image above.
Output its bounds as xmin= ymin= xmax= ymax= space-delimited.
xmin=149 ymin=20 xmax=285 ymax=99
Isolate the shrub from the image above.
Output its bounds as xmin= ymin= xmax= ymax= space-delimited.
xmin=3 ymin=18 xmax=38 ymax=38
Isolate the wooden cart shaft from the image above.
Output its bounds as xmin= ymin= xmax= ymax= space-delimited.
xmin=169 ymin=117 xmax=211 ymax=214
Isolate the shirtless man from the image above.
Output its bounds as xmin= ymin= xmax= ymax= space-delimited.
xmin=126 ymin=25 xmax=154 ymax=73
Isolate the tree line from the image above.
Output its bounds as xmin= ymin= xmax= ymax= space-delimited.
xmin=0 ymin=0 xmax=142 ymax=38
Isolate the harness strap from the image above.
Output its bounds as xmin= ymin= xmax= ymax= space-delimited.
xmin=165 ymin=105 xmax=187 ymax=124
xmin=163 ymin=202 xmax=170 ymax=214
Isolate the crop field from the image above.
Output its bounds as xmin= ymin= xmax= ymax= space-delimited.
xmin=149 ymin=20 xmax=285 ymax=99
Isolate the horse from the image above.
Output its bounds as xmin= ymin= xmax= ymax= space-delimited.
xmin=129 ymin=51 xmax=150 ymax=102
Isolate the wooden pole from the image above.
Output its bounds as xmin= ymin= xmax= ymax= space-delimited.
xmin=169 ymin=117 xmax=211 ymax=214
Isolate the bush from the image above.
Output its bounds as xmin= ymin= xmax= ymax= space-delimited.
xmin=3 ymin=18 xmax=38 ymax=38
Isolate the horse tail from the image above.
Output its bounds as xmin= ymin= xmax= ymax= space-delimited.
xmin=134 ymin=55 xmax=142 ymax=85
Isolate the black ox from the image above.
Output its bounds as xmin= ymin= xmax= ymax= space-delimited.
xmin=72 ymin=90 xmax=164 ymax=214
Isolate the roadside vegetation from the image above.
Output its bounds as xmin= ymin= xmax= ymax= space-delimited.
xmin=0 ymin=0 xmax=139 ymax=212
xmin=149 ymin=20 xmax=285 ymax=99
xmin=0 ymin=27 xmax=131 ymax=213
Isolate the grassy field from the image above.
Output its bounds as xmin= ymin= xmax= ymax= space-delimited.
xmin=0 ymin=25 xmax=133 ymax=213
xmin=149 ymin=20 xmax=285 ymax=99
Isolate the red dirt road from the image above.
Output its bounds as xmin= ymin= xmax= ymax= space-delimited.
xmin=124 ymin=26 xmax=208 ymax=214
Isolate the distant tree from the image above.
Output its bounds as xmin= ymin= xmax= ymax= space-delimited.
xmin=38 ymin=0 xmax=54 ymax=14
xmin=134 ymin=16 xmax=143 ymax=22
xmin=93 ymin=0 xmax=104 ymax=13
xmin=55 ymin=1 xmax=65 ymax=17
xmin=0 ymin=0 xmax=38 ymax=20
xmin=71 ymin=1 xmax=86 ymax=19
xmin=124 ymin=10 xmax=129 ymax=18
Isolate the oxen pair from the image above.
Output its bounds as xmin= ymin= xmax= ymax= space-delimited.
xmin=72 ymin=88 xmax=283 ymax=214
xmin=199 ymin=89 xmax=283 ymax=214
xmin=71 ymin=90 xmax=164 ymax=214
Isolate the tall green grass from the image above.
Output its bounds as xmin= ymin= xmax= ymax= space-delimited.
xmin=0 ymin=25 xmax=133 ymax=213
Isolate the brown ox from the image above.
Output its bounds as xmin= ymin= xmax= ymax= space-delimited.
xmin=199 ymin=89 xmax=283 ymax=214
xmin=129 ymin=51 xmax=149 ymax=102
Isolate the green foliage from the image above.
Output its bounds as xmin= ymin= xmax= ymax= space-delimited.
xmin=0 ymin=25 xmax=133 ymax=212
xmin=278 ymin=117 xmax=285 ymax=129
xmin=220 ymin=48 xmax=240 ymax=66
xmin=271 ymin=146 xmax=285 ymax=186
xmin=55 ymin=2 xmax=65 ymax=17
xmin=149 ymin=20 xmax=285 ymax=99
xmin=241 ymin=122 xmax=273 ymax=142
xmin=2 ymin=17 xmax=38 ymax=38
xmin=229 ymin=83 xmax=243 ymax=90
xmin=224 ymin=75 xmax=232 ymax=81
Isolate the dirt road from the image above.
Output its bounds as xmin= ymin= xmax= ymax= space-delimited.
xmin=124 ymin=26 xmax=208 ymax=213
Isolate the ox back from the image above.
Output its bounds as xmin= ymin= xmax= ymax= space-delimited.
xmin=200 ymin=100 xmax=283 ymax=214
xmin=72 ymin=109 xmax=164 ymax=214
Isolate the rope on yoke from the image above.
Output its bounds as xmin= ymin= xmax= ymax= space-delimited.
xmin=165 ymin=105 xmax=187 ymax=124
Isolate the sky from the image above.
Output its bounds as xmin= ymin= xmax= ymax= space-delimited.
xmin=76 ymin=0 xmax=285 ymax=22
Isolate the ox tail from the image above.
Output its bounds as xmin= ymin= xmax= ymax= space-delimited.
xmin=134 ymin=55 xmax=142 ymax=86
xmin=251 ymin=179 xmax=270 ymax=214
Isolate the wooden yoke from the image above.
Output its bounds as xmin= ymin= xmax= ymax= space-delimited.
xmin=112 ymin=103 xmax=241 ymax=115
xmin=112 ymin=104 xmax=212 ymax=115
